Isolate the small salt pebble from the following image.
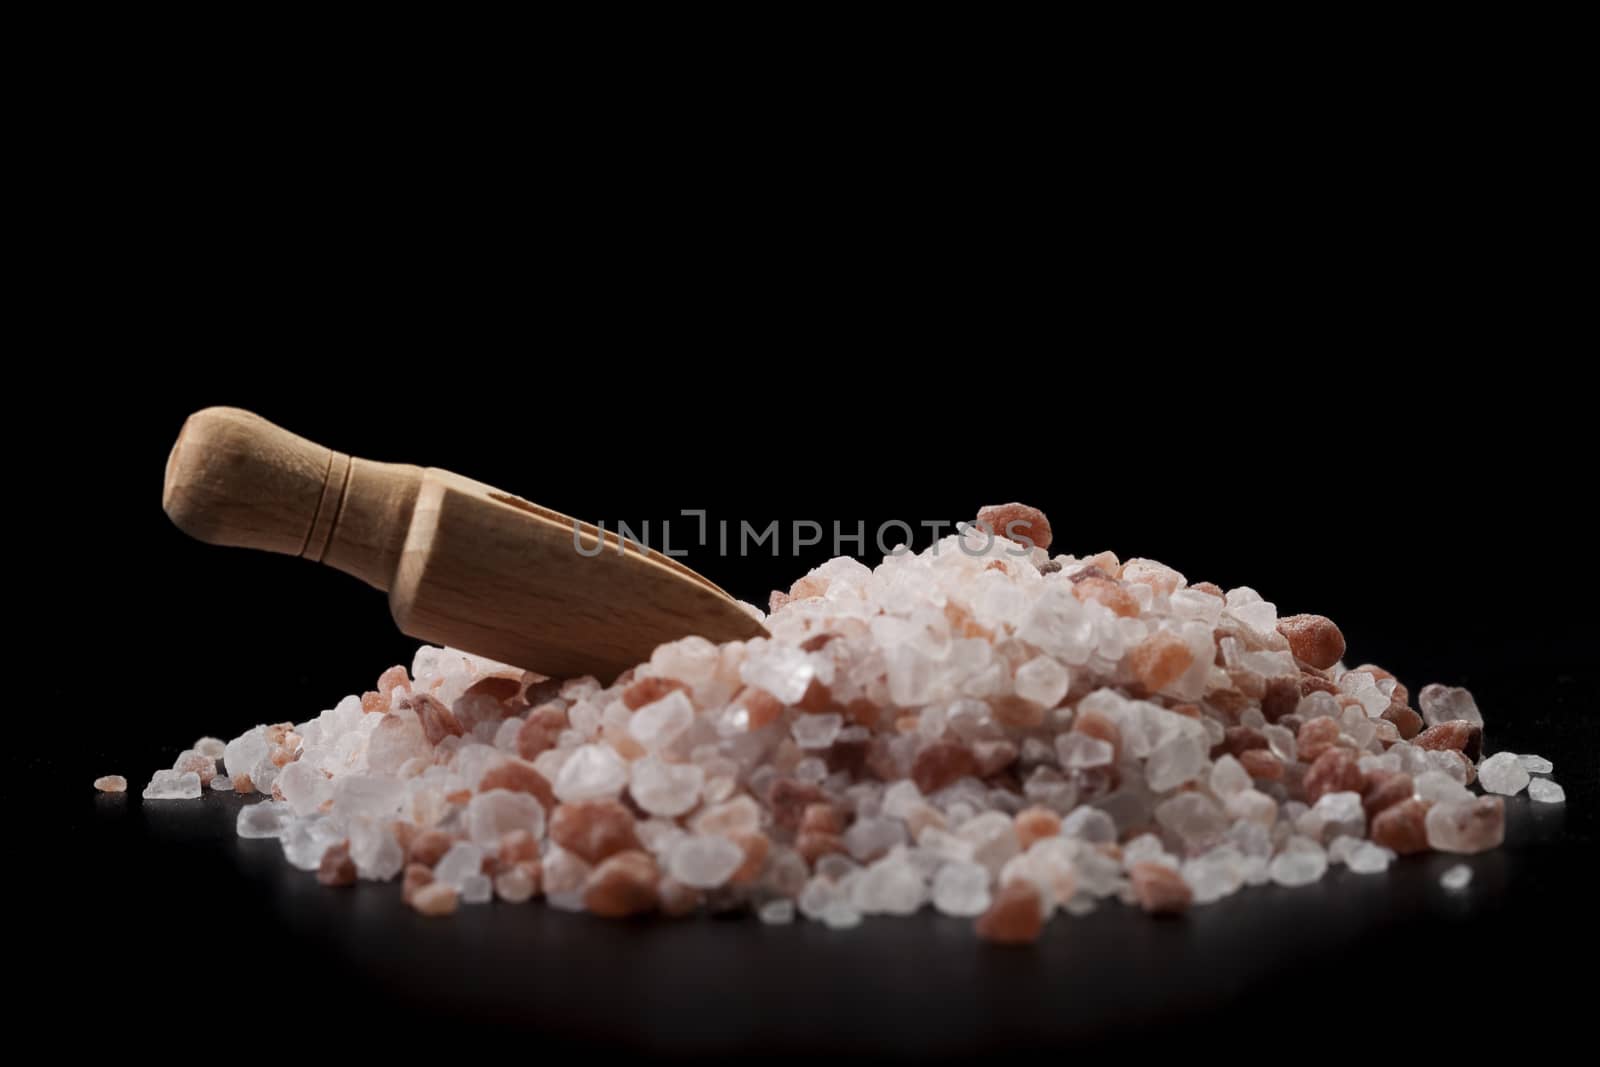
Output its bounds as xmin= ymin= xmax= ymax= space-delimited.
xmin=209 ymin=774 xmax=235 ymax=791
xmin=194 ymin=737 xmax=227 ymax=760
xmin=411 ymin=883 xmax=460 ymax=916
xmin=1528 ymin=778 xmax=1566 ymax=804
xmin=94 ymin=775 xmax=127 ymax=793
xmin=1440 ymin=865 xmax=1472 ymax=890
xmin=758 ymin=899 xmax=795 ymax=925
xmin=1516 ymin=753 xmax=1553 ymax=774
xmin=1476 ymin=752 xmax=1530 ymax=796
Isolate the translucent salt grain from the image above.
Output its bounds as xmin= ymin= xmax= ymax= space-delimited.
xmin=459 ymin=874 xmax=493 ymax=904
xmin=932 ymin=861 xmax=992 ymax=916
xmin=629 ymin=690 xmax=695 ymax=750
xmin=281 ymin=817 xmax=345 ymax=870
xmin=1440 ymin=864 xmax=1472 ymax=890
xmin=1056 ymin=732 xmax=1113 ymax=770
xmin=494 ymin=866 xmax=536 ymax=903
xmin=142 ymin=769 xmax=201 ymax=801
xmin=668 ymin=834 xmax=744 ymax=889
xmin=209 ymin=775 xmax=234 ymax=791
xmin=554 ymin=744 xmax=629 ymax=802
xmin=1345 ymin=842 xmax=1394 ymax=874
xmin=1418 ymin=683 xmax=1483 ymax=728
xmin=194 ymin=737 xmax=227 ymax=760
xmin=1014 ymin=657 xmax=1070 ymax=709
xmin=793 ymin=713 xmax=843 ymax=750
xmin=1476 ymin=752 xmax=1530 ymax=796
xmin=758 ymin=899 xmax=795 ymax=924
xmin=1516 ymin=753 xmax=1553 ymax=774
xmin=94 ymin=775 xmax=127 ymax=793
xmin=629 ymin=757 xmax=704 ymax=817
xmin=434 ymin=842 xmax=486 ymax=890
xmin=1268 ymin=839 xmax=1328 ymax=887
xmin=1528 ymin=778 xmax=1566 ymax=804
xmin=236 ymin=801 xmax=294 ymax=839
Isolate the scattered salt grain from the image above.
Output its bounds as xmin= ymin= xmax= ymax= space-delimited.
xmin=1517 ymin=753 xmax=1553 ymax=774
xmin=1477 ymin=752 xmax=1530 ymax=796
xmin=94 ymin=775 xmax=127 ymax=793
xmin=1440 ymin=864 xmax=1472 ymax=890
xmin=1528 ymin=778 xmax=1566 ymax=804
xmin=142 ymin=769 xmax=201 ymax=801
xmin=236 ymin=801 xmax=294 ymax=839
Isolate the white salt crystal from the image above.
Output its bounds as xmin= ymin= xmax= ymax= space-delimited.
xmin=739 ymin=644 xmax=815 ymax=705
xmin=629 ymin=690 xmax=695 ymax=750
xmin=1413 ymin=770 xmax=1474 ymax=806
xmin=1208 ymin=755 xmax=1251 ymax=797
xmin=281 ymin=816 xmax=345 ymax=870
xmin=553 ymin=743 xmax=629 ymax=802
xmin=194 ymin=737 xmax=227 ymax=760
xmin=629 ymin=757 xmax=704 ymax=817
xmin=1326 ymin=835 xmax=1362 ymax=866
xmin=1014 ymin=657 xmax=1070 ymax=709
xmin=1155 ymin=793 xmax=1227 ymax=850
xmin=434 ymin=842 xmax=486 ymax=890
xmin=844 ymin=817 xmax=910 ymax=862
xmin=1182 ymin=848 xmax=1247 ymax=904
xmin=466 ymin=789 xmax=545 ymax=848
xmin=459 ymin=873 xmax=493 ymax=904
xmin=1528 ymin=778 xmax=1566 ymax=804
xmin=1345 ymin=842 xmax=1394 ymax=874
xmin=1059 ymin=807 xmax=1117 ymax=844
xmin=142 ymin=769 xmax=201 ymax=801
xmin=852 ymin=857 xmax=925 ymax=915
xmin=236 ymin=801 xmax=293 ymax=839
xmin=1308 ymin=792 xmax=1365 ymax=841
xmin=1145 ymin=735 xmax=1208 ymax=791
xmin=347 ymin=819 xmax=404 ymax=881
xmin=277 ymin=760 xmax=333 ymax=816
xmin=223 ymin=728 xmax=268 ymax=780
xmin=931 ymin=861 xmax=992 ymax=916
xmin=1268 ymin=838 xmax=1328 ymax=887
xmin=821 ymin=900 xmax=863 ymax=929
xmin=668 ymin=834 xmax=744 ymax=889
xmin=1440 ymin=864 xmax=1472 ymax=890
xmin=1517 ymin=753 xmax=1553 ymax=774
xmin=1263 ymin=724 xmax=1297 ymax=763
xmin=209 ymin=775 xmax=235 ymax=792
xmin=758 ymin=899 xmax=796 ymax=924
xmin=1418 ymin=683 xmax=1484 ymax=727
xmin=1055 ymin=732 xmax=1113 ymax=769
xmin=1477 ymin=752 xmax=1530 ymax=796
xmin=793 ymin=713 xmax=843 ymax=750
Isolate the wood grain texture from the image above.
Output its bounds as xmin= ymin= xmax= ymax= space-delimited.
xmin=163 ymin=407 xmax=766 ymax=679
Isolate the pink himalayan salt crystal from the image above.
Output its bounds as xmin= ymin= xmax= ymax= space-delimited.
xmin=582 ymin=850 xmax=660 ymax=917
xmin=548 ymin=801 xmax=641 ymax=865
xmin=975 ymin=503 xmax=1052 ymax=551
xmin=975 ymin=882 xmax=1045 ymax=945
xmin=410 ymin=882 xmax=460 ymax=916
xmin=1130 ymin=862 xmax=1193 ymax=915
xmin=317 ymin=842 xmax=358 ymax=887
xmin=1127 ymin=632 xmax=1192 ymax=693
xmin=1276 ymin=614 xmax=1345 ymax=670
xmin=94 ymin=775 xmax=127 ymax=793
xmin=173 ymin=750 xmax=217 ymax=785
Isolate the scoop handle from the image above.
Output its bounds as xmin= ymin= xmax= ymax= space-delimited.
xmin=162 ymin=406 xmax=422 ymax=592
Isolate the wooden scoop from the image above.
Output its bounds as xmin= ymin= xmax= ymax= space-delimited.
xmin=162 ymin=407 xmax=766 ymax=680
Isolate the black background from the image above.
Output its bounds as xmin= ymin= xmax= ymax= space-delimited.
xmin=15 ymin=65 xmax=1598 ymax=1060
